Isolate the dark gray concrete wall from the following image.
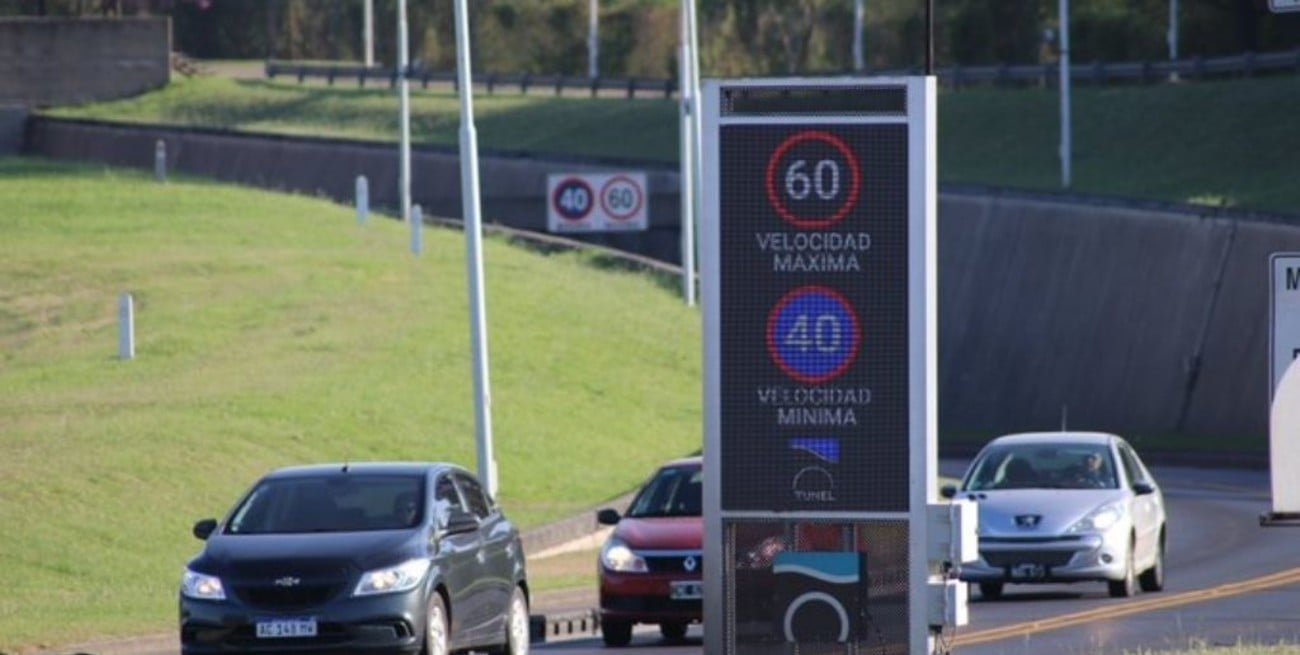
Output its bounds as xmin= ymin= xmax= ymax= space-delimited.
xmin=23 ymin=117 xmax=1300 ymax=441
xmin=0 ymin=106 xmax=27 ymax=154
xmin=0 ymin=18 xmax=170 ymax=107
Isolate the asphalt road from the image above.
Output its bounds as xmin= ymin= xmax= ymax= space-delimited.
xmin=55 ymin=464 xmax=1300 ymax=655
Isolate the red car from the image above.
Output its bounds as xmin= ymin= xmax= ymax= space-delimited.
xmin=596 ymin=456 xmax=703 ymax=647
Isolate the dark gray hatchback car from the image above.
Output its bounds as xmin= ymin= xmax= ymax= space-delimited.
xmin=179 ymin=462 xmax=530 ymax=655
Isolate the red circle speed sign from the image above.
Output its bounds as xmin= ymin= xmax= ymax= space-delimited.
xmin=764 ymin=130 xmax=862 ymax=229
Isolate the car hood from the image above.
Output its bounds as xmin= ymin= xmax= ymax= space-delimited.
xmin=614 ymin=517 xmax=702 ymax=550
xmin=195 ymin=529 xmax=424 ymax=575
xmin=966 ymin=489 xmax=1128 ymax=536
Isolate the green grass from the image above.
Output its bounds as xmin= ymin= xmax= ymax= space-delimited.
xmin=0 ymin=157 xmax=701 ymax=650
xmin=46 ymin=74 xmax=1300 ymax=214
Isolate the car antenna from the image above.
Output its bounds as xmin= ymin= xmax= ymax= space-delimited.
xmin=341 ymin=462 xmax=350 ymax=473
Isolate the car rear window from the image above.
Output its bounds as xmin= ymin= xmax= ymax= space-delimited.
xmin=224 ymin=474 xmax=426 ymax=534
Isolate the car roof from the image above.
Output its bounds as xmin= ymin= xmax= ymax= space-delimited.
xmin=987 ymin=431 xmax=1121 ymax=447
xmin=263 ymin=462 xmax=465 ymax=479
xmin=661 ymin=455 xmax=703 ymax=469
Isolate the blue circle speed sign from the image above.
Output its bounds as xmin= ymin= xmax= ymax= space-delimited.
xmin=551 ymin=177 xmax=595 ymax=222
xmin=766 ymin=286 xmax=862 ymax=384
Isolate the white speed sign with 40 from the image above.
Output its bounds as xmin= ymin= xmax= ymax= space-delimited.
xmin=546 ymin=172 xmax=649 ymax=233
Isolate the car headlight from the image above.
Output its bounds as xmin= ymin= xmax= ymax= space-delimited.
xmin=1068 ymin=501 xmax=1126 ymax=533
xmin=600 ymin=537 xmax=647 ymax=573
xmin=353 ymin=558 xmax=431 ymax=597
xmin=181 ymin=568 xmax=226 ymax=600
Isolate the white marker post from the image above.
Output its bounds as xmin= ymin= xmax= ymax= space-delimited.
xmin=410 ymin=204 xmax=423 ymax=255
xmin=154 ymin=140 xmax=166 ymax=183
xmin=118 ymin=292 xmax=135 ymax=360
xmin=356 ymin=175 xmax=369 ymax=225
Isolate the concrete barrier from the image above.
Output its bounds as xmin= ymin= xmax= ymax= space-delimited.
xmin=0 ymin=18 xmax=170 ymax=108
xmin=22 ymin=117 xmax=1300 ymax=442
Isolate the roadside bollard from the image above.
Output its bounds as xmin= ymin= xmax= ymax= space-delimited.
xmin=410 ymin=204 xmax=423 ymax=255
xmin=154 ymin=140 xmax=166 ymax=183
xmin=356 ymin=175 xmax=369 ymax=225
xmin=119 ymin=292 xmax=135 ymax=360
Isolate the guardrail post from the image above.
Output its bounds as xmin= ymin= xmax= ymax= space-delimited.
xmin=297 ymin=66 xmax=306 ymax=83
xmin=487 ymin=73 xmax=496 ymax=95
xmin=664 ymin=78 xmax=675 ymax=99
xmin=521 ymin=73 xmax=531 ymax=94
xmin=996 ymin=63 xmax=1010 ymax=86
xmin=421 ymin=70 xmax=431 ymax=89
xmin=1193 ymin=55 xmax=1205 ymax=79
xmin=1092 ymin=61 xmax=1105 ymax=84
xmin=327 ymin=66 xmax=337 ymax=86
xmin=265 ymin=61 xmax=276 ymax=79
xmin=1244 ymin=51 xmax=1256 ymax=77
xmin=390 ymin=67 xmax=399 ymax=89
xmin=625 ymin=77 xmax=636 ymax=99
xmin=555 ymin=75 xmax=565 ymax=96
xmin=590 ymin=76 xmax=600 ymax=98
xmin=1141 ymin=60 xmax=1153 ymax=84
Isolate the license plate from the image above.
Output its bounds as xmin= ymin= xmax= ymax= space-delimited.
xmin=1010 ymin=563 xmax=1046 ymax=580
xmin=670 ymin=580 xmax=703 ymax=600
xmin=255 ymin=617 xmax=317 ymax=638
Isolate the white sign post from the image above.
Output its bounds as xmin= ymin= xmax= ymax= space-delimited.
xmin=1264 ymin=253 xmax=1300 ymax=524
xmin=1269 ymin=0 xmax=1300 ymax=13
xmin=546 ymin=172 xmax=648 ymax=233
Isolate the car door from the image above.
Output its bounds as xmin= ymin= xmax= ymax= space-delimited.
xmin=452 ymin=471 xmax=516 ymax=643
xmin=431 ymin=472 xmax=484 ymax=648
xmin=1117 ymin=444 xmax=1163 ymax=568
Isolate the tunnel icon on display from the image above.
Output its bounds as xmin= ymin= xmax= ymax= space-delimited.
xmin=772 ymin=551 xmax=868 ymax=643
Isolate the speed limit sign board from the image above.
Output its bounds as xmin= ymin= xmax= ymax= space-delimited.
xmin=699 ymin=78 xmax=937 ymax=655
xmin=546 ymin=172 xmax=648 ymax=233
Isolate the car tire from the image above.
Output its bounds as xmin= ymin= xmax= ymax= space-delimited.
xmin=488 ymin=586 xmax=530 ymax=655
xmin=1139 ymin=530 xmax=1166 ymax=592
xmin=1108 ymin=538 xmax=1137 ymax=598
xmin=978 ymin=582 xmax=1003 ymax=600
xmin=601 ymin=617 xmax=633 ymax=647
xmin=424 ymin=592 xmax=449 ymax=655
xmin=660 ymin=621 xmax=688 ymax=641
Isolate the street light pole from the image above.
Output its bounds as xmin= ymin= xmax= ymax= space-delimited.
xmin=588 ymin=0 xmax=599 ymax=79
xmin=678 ymin=0 xmax=700 ymax=307
xmin=363 ymin=0 xmax=374 ymax=67
xmin=453 ymin=0 xmax=498 ymax=497
xmin=1059 ymin=0 xmax=1072 ymax=188
xmin=398 ymin=0 xmax=411 ymax=223
xmin=1168 ymin=0 xmax=1179 ymax=62
xmin=853 ymin=0 xmax=865 ymax=73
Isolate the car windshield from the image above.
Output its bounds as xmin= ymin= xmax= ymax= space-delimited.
xmin=965 ymin=443 xmax=1118 ymax=491
xmin=224 ymin=473 xmax=426 ymax=534
xmin=625 ymin=465 xmax=702 ymax=519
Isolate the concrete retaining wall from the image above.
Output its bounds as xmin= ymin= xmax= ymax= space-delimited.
xmin=0 ymin=18 xmax=170 ymax=107
xmin=23 ymin=117 xmax=1300 ymax=441
xmin=0 ymin=106 xmax=27 ymax=154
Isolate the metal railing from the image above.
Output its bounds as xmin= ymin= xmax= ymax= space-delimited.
xmin=265 ymin=47 xmax=1300 ymax=97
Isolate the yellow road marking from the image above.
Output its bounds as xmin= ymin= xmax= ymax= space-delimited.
xmin=953 ymin=567 xmax=1300 ymax=646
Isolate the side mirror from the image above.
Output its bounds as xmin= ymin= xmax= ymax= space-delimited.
xmin=940 ymin=485 xmax=958 ymax=499
xmin=443 ymin=507 xmax=480 ymax=536
xmin=1132 ymin=481 xmax=1156 ymax=496
xmin=193 ymin=518 xmax=218 ymax=541
xmin=596 ymin=508 xmax=622 ymax=526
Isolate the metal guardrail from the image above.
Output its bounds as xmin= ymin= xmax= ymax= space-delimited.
xmin=266 ymin=48 xmax=1300 ymax=98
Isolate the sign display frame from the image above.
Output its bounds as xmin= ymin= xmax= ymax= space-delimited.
xmin=701 ymin=77 xmax=937 ymax=654
xmin=1269 ymin=0 xmax=1300 ymax=13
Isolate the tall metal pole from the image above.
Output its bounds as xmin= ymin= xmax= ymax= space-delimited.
xmin=1059 ymin=0 xmax=1072 ymax=188
xmin=588 ymin=0 xmax=599 ymax=79
xmin=398 ymin=0 xmax=412 ymax=223
xmin=1168 ymin=0 xmax=1179 ymax=62
xmin=678 ymin=0 xmax=698 ymax=307
xmin=925 ymin=0 xmax=934 ymax=74
xmin=363 ymin=0 xmax=374 ymax=67
xmin=453 ymin=0 xmax=498 ymax=497
xmin=853 ymin=0 xmax=866 ymax=73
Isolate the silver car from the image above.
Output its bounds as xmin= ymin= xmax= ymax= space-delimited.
xmin=942 ymin=432 xmax=1166 ymax=600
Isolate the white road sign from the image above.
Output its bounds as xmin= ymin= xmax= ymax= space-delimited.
xmin=547 ymin=172 xmax=648 ymax=233
xmin=1270 ymin=0 xmax=1300 ymax=13
xmin=1271 ymin=253 xmax=1300 ymax=397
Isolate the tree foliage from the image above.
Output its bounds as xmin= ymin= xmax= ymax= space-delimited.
xmin=2 ymin=0 xmax=1297 ymax=74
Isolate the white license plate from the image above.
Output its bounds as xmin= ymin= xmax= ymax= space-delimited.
xmin=670 ymin=581 xmax=703 ymax=600
xmin=255 ymin=617 xmax=318 ymax=638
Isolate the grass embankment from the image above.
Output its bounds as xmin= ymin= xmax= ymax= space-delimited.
xmin=47 ymin=74 xmax=1300 ymax=214
xmin=0 ymin=157 xmax=701 ymax=650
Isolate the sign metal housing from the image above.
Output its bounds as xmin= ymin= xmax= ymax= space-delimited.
xmin=701 ymin=77 xmax=937 ymax=654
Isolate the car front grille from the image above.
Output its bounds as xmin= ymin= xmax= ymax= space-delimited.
xmin=234 ymin=583 xmax=344 ymax=610
xmin=644 ymin=552 xmax=703 ymax=574
xmin=982 ymin=551 xmax=1076 ymax=568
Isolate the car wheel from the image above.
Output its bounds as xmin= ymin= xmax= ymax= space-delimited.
xmin=660 ymin=621 xmax=688 ymax=641
xmin=487 ymin=586 xmax=530 ymax=655
xmin=978 ymin=582 xmax=1003 ymax=600
xmin=424 ymin=592 xmax=449 ymax=655
xmin=1139 ymin=530 xmax=1166 ymax=592
xmin=1108 ymin=538 xmax=1137 ymax=598
xmin=601 ymin=617 xmax=633 ymax=647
